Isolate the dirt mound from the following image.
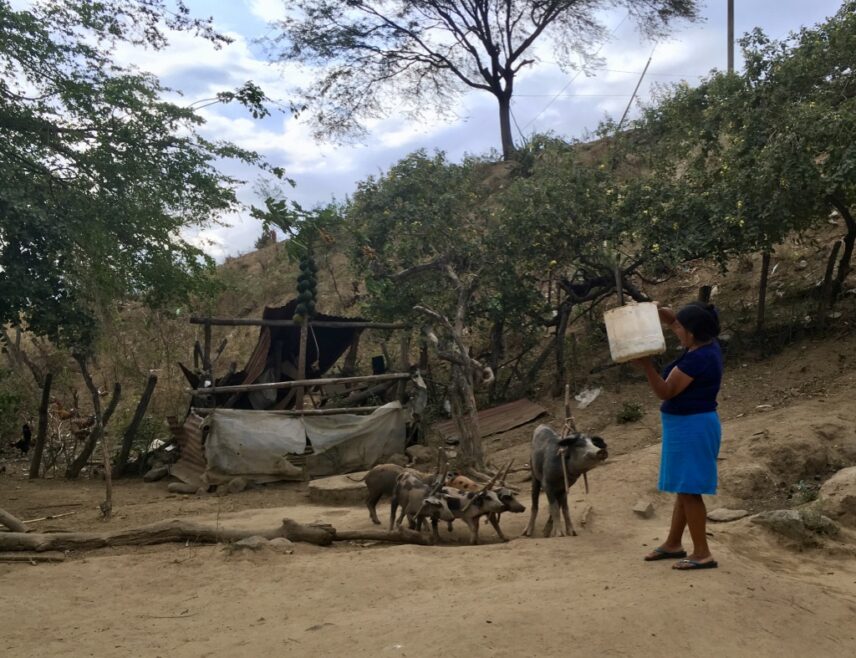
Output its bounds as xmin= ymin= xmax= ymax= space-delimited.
xmin=716 ymin=392 xmax=856 ymax=509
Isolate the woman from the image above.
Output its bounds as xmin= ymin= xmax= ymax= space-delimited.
xmin=634 ymin=301 xmax=723 ymax=571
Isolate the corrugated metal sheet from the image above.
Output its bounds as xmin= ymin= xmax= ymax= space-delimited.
xmin=433 ymin=399 xmax=548 ymax=440
xmin=169 ymin=413 xmax=206 ymax=486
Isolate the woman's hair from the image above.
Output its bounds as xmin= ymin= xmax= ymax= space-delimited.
xmin=676 ymin=302 xmax=720 ymax=342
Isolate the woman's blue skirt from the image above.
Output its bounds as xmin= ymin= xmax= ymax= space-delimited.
xmin=659 ymin=411 xmax=721 ymax=495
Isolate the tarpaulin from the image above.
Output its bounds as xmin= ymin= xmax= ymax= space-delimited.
xmin=202 ymin=402 xmax=406 ymax=483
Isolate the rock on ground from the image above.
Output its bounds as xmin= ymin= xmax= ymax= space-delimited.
xmin=405 ymin=445 xmax=435 ymax=465
xmin=751 ymin=508 xmax=839 ymax=544
xmin=386 ymin=453 xmax=408 ymax=467
xmin=143 ymin=465 xmax=169 ymax=482
xmin=233 ymin=536 xmax=270 ymax=551
xmin=819 ymin=466 xmax=856 ymax=527
xmin=707 ymin=508 xmax=750 ymax=522
xmin=308 ymin=473 xmax=367 ymax=505
xmin=226 ymin=477 xmax=248 ymax=494
xmin=269 ymin=537 xmax=295 ymax=554
xmin=632 ymin=500 xmax=655 ymax=519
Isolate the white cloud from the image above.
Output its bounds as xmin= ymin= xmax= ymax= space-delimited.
xmin=246 ymin=0 xmax=287 ymax=23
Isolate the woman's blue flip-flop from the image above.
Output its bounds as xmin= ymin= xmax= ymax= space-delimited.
xmin=644 ymin=547 xmax=688 ymax=561
xmin=672 ymin=558 xmax=718 ymax=570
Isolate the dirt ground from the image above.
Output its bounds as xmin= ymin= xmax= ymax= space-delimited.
xmin=2 ymin=335 xmax=856 ymax=657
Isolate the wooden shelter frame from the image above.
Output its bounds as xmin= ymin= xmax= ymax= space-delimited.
xmin=187 ymin=316 xmax=415 ymax=416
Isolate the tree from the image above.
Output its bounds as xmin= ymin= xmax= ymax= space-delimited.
xmin=267 ymin=0 xmax=699 ymax=159
xmin=0 ymin=1 xmax=281 ymax=500
xmin=626 ymin=2 xmax=856 ymax=328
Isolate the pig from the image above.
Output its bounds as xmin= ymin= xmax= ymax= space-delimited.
xmin=435 ymin=486 xmax=507 ymax=545
xmin=390 ymin=470 xmax=454 ymax=542
xmin=445 ymin=462 xmax=525 ymax=541
xmin=349 ymin=464 xmax=433 ymax=525
xmin=522 ymin=425 xmax=607 ymax=538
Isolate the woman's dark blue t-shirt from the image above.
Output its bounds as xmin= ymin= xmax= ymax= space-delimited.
xmin=660 ymin=341 xmax=723 ymax=415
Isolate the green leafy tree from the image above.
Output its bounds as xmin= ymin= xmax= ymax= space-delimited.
xmin=266 ymin=0 xmax=699 ymax=159
xmin=627 ymin=2 xmax=856 ymax=328
xmin=0 ymin=1 xmax=281 ymax=495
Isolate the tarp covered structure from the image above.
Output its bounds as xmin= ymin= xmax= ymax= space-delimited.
xmin=181 ymin=300 xmax=365 ymax=410
xmin=174 ymin=402 xmax=407 ymax=485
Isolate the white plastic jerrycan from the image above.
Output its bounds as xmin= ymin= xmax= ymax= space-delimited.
xmin=603 ymin=302 xmax=666 ymax=363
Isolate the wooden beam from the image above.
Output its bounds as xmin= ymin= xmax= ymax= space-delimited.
xmin=190 ymin=316 xmax=407 ymax=330
xmin=188 ymin=372 xmax=410 ymax=395
xmin=192 ymin=405 xmax=385 ymax=417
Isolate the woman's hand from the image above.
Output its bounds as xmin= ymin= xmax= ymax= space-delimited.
xmin=630 ymin=357 xmax=652 ymax=371
xmin=657 ymin=305 xmax=676 ymax=326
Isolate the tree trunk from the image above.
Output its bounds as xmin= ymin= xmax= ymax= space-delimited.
xmin=70 ymin=355 xmax=119 ymax=518
xmin=28 ymin=372 xmax=53 ymax=479
xmin=0 ymin=507 xmax=27 ymax=533
xmin=819 ymin=240 xmax=843 ymax=323
xmin=449 ymin=365 xmax=484 ymax=470
xmin=0 ymin=327 xmax=45 ymax=387
xmin=488 ymin=318 xmax=504 ymax=403
xmin=830 ymin=199 xmax=855 ymax=301
xmin=65 ymin=359 xmax=121 ymax=480
xmin=113 ymin=373 xmax=158 ymax=477
xmin=756 ymin=250 xmax=771 ymax=334
xmin=497 ymin=93 xmax=515 ymax=161
xmin=551 ymin=302 xmax=571 ymax=398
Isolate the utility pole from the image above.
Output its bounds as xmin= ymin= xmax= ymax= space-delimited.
xmin=727 ymin=0 xmax=735 ymax=73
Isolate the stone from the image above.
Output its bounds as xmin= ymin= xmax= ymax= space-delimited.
xmin=819 ymin=466 xmax=856 ymax=527
xmin=269 ymin=537 xmax=295 ymax=554
xmin=578 ymin=503 xmax=594 ymax=527
xmin=707 ymin=508 xmax=750 ymax=523
xmin=751 ymin=509 xmax=839 ymax=544
xmin=308 ymin=473 xmax=367 ymax=505
xmin=143 ymin=465 xmax=169 ymax=482
xmin=167 ymin=482 xmax=197 ymax=494
xmin=386 ymin=453 xmax=408 ymax=467
xmin=795 ymin=260 xmax=808 ymax=270
xmin=405 ymin=445 xmax=435 ymax=465
xmin=226 ymin=477 xmax=248 ymax=494
xmin=234 ymin=536 xmax=270 ymax=551
xmin=632 ymin=500 xmax=655 ymax=519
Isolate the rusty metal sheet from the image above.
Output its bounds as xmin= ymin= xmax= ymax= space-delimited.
xmin=433 ymin=399 xmax=548 ymax=440
xmin=169 ymin=413 xmax=206 ymax=486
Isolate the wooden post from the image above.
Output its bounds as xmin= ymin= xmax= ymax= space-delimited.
xmin=697 ymin=285 xmax=713 ymax=303
xmin=395 ymin=331 xmax=411 ymax=402
xmin=614 ymin=266 xmax=624 ymax=306
xmin=29 ymin=372 xmax=52 ymax=479
xmin=113 ymin=373 xmax=158 ymax=477
xmin=202 ymin=321 xmax=212 ymax=374
xmin=296 ymin=322 xmax=308 ymax=411
xmin=343 ymin=330 xmax=361 ymax=376
xmin=727 ymin=0 xmax=735 ymax=73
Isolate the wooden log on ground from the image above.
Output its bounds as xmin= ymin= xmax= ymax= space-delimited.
xmin=0 ymin=519 xmax=289 ymax=552
xmin=334 ymin=527 xmax=433 ymax=546
xmin=0 ymin=507 xmax=27 ymax=533
xmin=0 ymin=551 xmax=66 ymax=563
xmin=281 ymin=519 xmax=335 ymax=546
xmin=0 ymin=518 xmax=438 ymax=552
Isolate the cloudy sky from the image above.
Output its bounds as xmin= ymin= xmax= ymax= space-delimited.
xmin=120 ymin=0 xmax=846 ymax=260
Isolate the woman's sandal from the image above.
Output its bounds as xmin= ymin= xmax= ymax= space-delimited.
xmin=644 ymin=547 xmax=688 ymax=561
